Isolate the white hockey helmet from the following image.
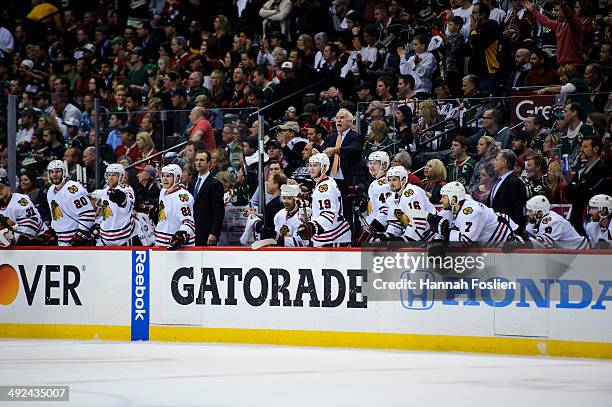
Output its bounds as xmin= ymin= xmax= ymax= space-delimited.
xmin=440 ymin=181 xmax=466 ymax=203
xmin=589 ymin=194 xmax=612 ymax=218
xmin=281 ymin=184 xmax=300 ymax=197
xmin=47 ymin=160 xmax=68 ymax=178
xmin=309 ymin=153 xmax=330 ymax=177
xmin=105 ymin=163 xmax=126 ymax=177
xmin=386 ymin=165 xmax=408 ymax=183
xmin=368 ymin=151 xmax=390 ymax=169
xmin=526 ymin=195 xmax=550 ymax=217
xmin=161 ymin=164 xmax=182 ymax=187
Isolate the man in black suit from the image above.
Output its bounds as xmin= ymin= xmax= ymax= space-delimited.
xmin=188 ymin=151 xmax=225 ymax=245
xmin=323 ymin=108 xmax=367 ymax=233
xmin=488 ymin=149 xmax=527 ymax=231
xmin=566 ymin=137 xmax=611 ymax=235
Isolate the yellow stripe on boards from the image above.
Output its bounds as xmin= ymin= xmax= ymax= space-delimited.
xmin=149 ymin=326 xmax=612 ymax=360
xmin=0 ymin=323 xmax=130 ymax=341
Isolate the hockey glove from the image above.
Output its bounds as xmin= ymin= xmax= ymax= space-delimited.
xmin=427 ymin=213 xmax=450 ymax=239
xmin=90 ymin=224 xmax=101 ymax=239
xmin=35 ymin=228 xmax=58 ymax=246
xmin=70 ymin=229 xmax=91 ymax=246
xmin=108 ymin=188 xmax=127 ymax=207
xmin=168 ymin=230 xmax=189 ymax=250
xmin=297 ymin=222 xmax=317 ymax=239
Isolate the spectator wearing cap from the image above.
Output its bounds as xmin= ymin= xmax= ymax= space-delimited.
xmin=489 ymin=149 xmax=527 ymax=230
xmin=19 ymin=58 xmax=45 ymax=84
xmin=16 ymin=109 xmax=36 ymax=147
xmin=114 ymin=125 xmax=141 ymax=162
xmin=278 ymin=120 xmax=308 ymax=164
xmin=134 ymin=165 xmax=160 ymax=213
xmin=127 ymin=47 xmax=147 ymax=87
xmin=355 ymin=82 xmax=374 ymax=103
xmin=266 ymin=140 xmax=288 ymax=169
xmin=301 ymin=103 xmax=332 ymax=134
xmin=273 ymin=62 xmax=301 ymax=112
xmin=110 ymin=36 xmax=127 ymax=70
xmin=187 ymin=107 xmax=215 ymax=152
xmin=512 ymin=131 xmax=537 ymax=160
xmin=64 ymin=118 xmax=87 ymax=150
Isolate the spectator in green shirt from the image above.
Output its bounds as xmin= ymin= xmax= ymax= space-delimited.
xmin=446 ymin=135 xmax=476 ymax=189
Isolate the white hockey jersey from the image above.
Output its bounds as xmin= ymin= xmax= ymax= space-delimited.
xmin=585 ymin=220 xmax=611 ymax=247
xmin=366 ymin=176 xmax=391 ymax=226
xmin=155 ymin=187 xmax=196 ymax=247
xmin=447 ymin=199 xmax=517 ymax=246
xmin=527 ymin=211 xmax=589 ymax=249
xmin=47 ymin=180 xmax=96 ymax=245
xmin=385 ymin=183 xmax=435 ymax=240
xmin=274 ymin=206 xmax=308 ymax=247
xmin=0 ymin=193 xmax=46 ymax=240
xmin=97 ymin=185 xmax=137 ymax=246
xmin=311 ymin=176 xmax=351 ymax=246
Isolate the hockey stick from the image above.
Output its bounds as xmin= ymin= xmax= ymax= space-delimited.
xmin=251 ymin=238 xmax=277 ymax=250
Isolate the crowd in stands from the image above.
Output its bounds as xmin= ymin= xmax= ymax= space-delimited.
xmin=0 ymin=0 xmax=610 ymax=244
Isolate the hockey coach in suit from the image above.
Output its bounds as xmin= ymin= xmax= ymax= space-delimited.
xmin=188 ymin=150 xmax=225 ymax=245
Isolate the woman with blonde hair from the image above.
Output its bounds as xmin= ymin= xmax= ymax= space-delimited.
xmin=543 ymin=132 xmax=561 ymax=167
xmin=135 ymin=132 xmax=160 ymax=165
xmin=211 ymin=147 xmax=230 ymax=175
xmin=536 ymin=64 xmax=595 ymax=113
xmin=37 ymin=114 xmax=59 ymax=132
xmin=209 ymin=70 xmax=228 ymax=107
xmin=412 ymin=100 xmax=442 ymax=150
xmin=469 ymin=135 xmax=498 ymax=193
xmin=212 ymin=15 xmax=232 ymax=57
xmin=421 ymin=159 xmax=447 ymax=204
xmin=361 ymin=119 xmax=396 ymax=166
xmin=546 ymin=160 xmax=568 ymax=204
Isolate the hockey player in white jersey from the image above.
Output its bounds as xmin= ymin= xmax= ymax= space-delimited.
xmin=297 ymin=153 xmax=351 ymax=247
xmin=524 ymin=195 xmax=589 ymax=249
xmin=274 ymin=184 xmax=309 ymax=247
xmin=585 ymin=194 xmax=612 ymax=248
xmin=0 ymin=175 xmax=46 ymax=246
xmin=46 ymin=160 xmax=96 ymax=246
xmin=375 ymin=166 xmax=435 ymax=241
xmin=96 ymin=164 xmax=139 ymax=246
xmin=428 ymin=181 xmax=519 ymax=246
xmin=155 ymin=164 xmax=196 ymax=248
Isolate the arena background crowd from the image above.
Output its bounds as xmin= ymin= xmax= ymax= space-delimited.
xmin=0 ymin=0 xmax=610 ymax=246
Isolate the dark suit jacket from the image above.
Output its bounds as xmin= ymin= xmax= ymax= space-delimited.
xmin=488 ymin=172 xmax=527 ymax=231
xmin=323 ymin=129 xmax=366 ymax=186
xmin=566 ymin=158 xmax=611 ymax=234
xmin=188 ymin=173 xmax=225 ymax=245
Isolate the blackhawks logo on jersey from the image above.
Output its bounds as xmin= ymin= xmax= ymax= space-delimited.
xmin=394 ymin=208 xmax=410 ymax=227
xmin=18 ymin=198 xmax=28 ymax=206
xmin=463 ymin=207 xmax=473 ymax=215
xmin=279 ymin=225 xmax=289 ymax=237
xmin=318 ymin=184 xmax=328 ymax=193
xmin=68 ymin=185 xmax=78 ymax=193
xmin=179 ymin=193 xmax=189 ymax=202
xmin=542 ymin=217 xmax=550 ymax=224
xmin=101 ymin=200 xmax=113 ymax=220
xmin=377 ymin=178 xmax=386 ymax=185
xmin=158 ymin=201 xmax=166 ymax=223
xmin=404 ymin=189 xmax=414 ymax=197
xmin=50 ymin=200 xmax=63 ymax=221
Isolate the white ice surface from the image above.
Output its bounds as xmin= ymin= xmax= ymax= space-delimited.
xmin=1 ymin=339 xmax=611 ymax=407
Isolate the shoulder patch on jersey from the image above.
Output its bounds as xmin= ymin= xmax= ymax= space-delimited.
xmin=377 ymin=178 xmax=385 ymax=185
xmin=542 ymin=216 xmax=550 ymax=224
xmin=318 ymin=184 xmax=328 ymax=193
xmin=403 ymin=188 xmax=414 ymax=197
xmin=179 ymin=193 xmax=189 ymax=202
xmin=18 ymin=198 xmax=29 ymax=206
xmin=67 ymin=185 xmax=78 ymax=193
xmin=463 ymin=207 xmax=473 ymax=215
